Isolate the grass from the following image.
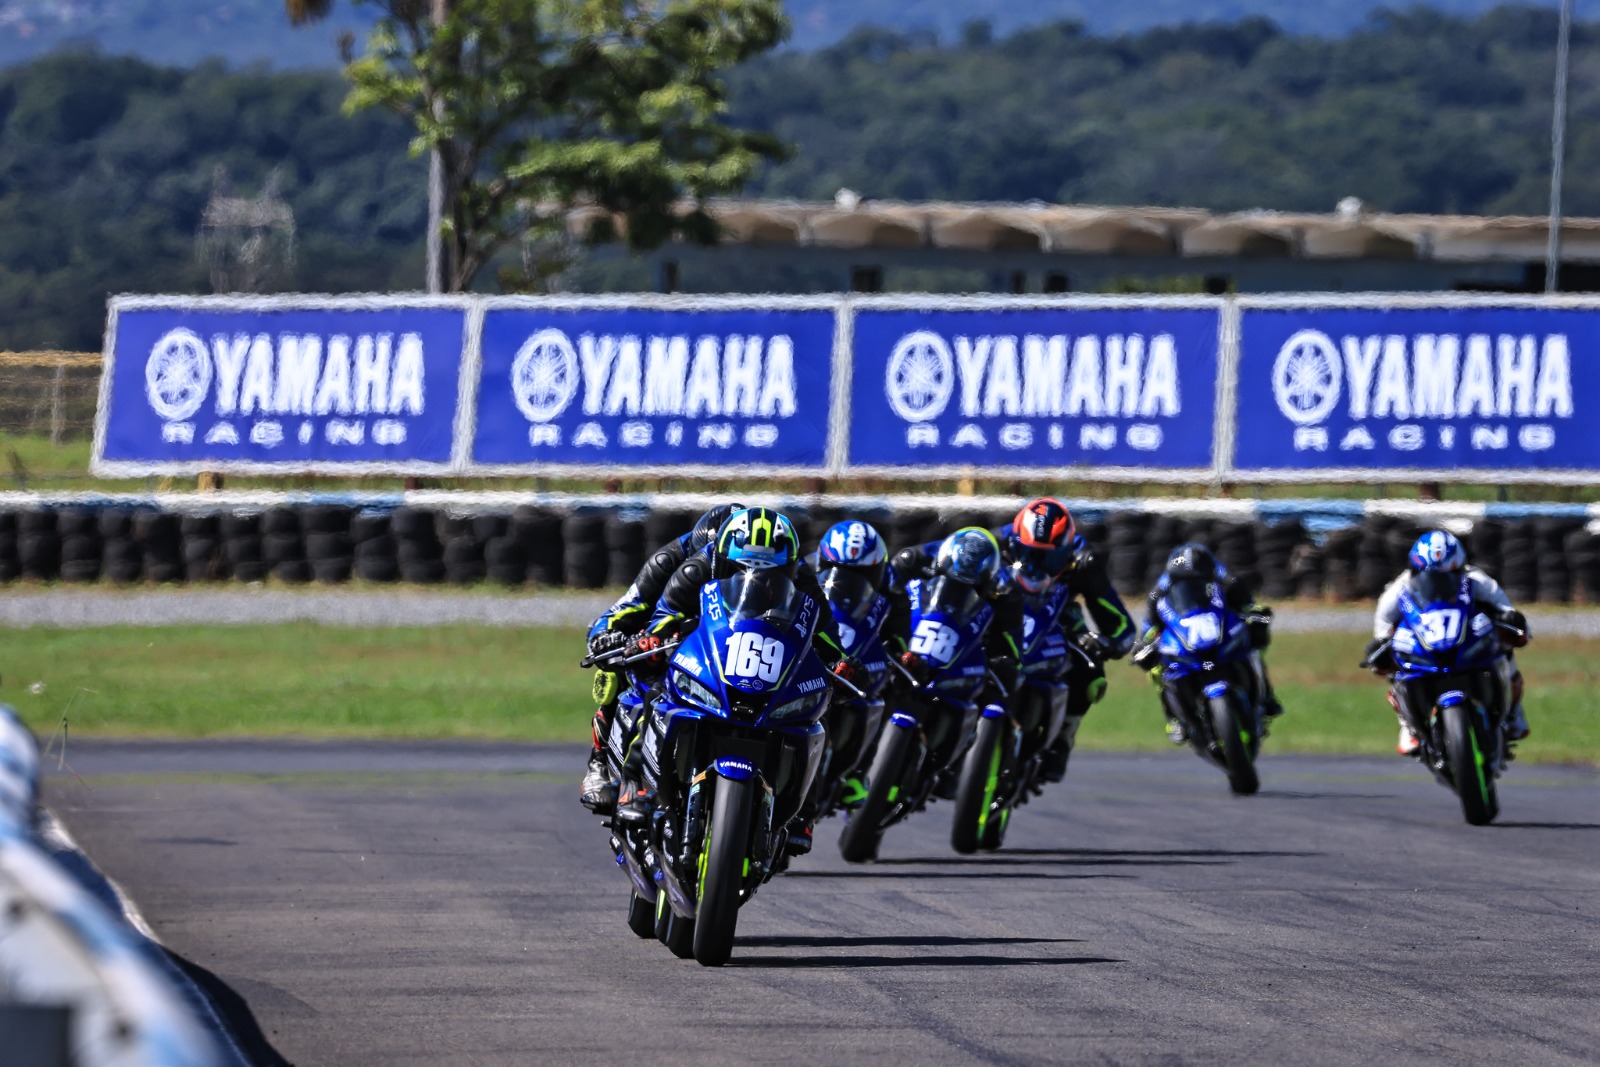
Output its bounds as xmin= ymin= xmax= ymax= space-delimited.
xmin=2 ymin=625 xmax=1596 ymax=764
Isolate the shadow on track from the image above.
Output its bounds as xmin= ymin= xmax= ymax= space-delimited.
xmin=782 ymin=869 xmax=1137 ymax=880
xmin=740 ymin=934 xmax=1079 ymax=949
xmin=1493 ymin=821 xmax=1600 ymax=830
xmin=1260 ymin=790 xmax=1398 ymax=800
xmin=730 ymin=954 xmax=1123 ymax=970
xmin=165 ymin=950 xmax=292 ymax=1067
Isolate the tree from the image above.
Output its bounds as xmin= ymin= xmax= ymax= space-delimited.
xmin=295 ymin=0 xmax=788 ymax=291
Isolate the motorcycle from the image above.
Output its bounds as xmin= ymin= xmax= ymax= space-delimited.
xmin=837 ymin=573 xmax=993 ymax=863
xmin=605 ymin=569 xmax=842 ymax=966
xmin=1148 ymin=576 xmax=1264 ymax=795
xmin=948 ymin=582 xmax=1098 ymax=853
xmin=812 ymin=565 xmax=891 ymax=819
xmin=1361 ymin=570 xmax=1525 ymax=826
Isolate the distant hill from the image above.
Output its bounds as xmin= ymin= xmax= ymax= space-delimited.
xmin=0 ymin=0 xmax=1570 ymax=68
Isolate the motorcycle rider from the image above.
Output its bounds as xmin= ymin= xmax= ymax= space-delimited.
xmin=1002 ymin=497 xmax=1135 ymax=781
xmin=615 ymin=507 xmax=862 ymax=850
xmin=1131 ymin=543 xmax=1284 ymax=744
xmin=579 ymin=503 xmax=741 ymax=814
xmin=1364 ymin=530 xmax=1530 ymax=756
xmin=888 ymin=527 xmax=1025 ymax=771
xmin=809 ymin=519 xmax=895 ymax=808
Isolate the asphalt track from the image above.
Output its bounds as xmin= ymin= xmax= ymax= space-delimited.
xmin=41 ymin=741 xmax=1600 ymax=1066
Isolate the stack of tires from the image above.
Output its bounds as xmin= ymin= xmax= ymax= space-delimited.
xmin=1534 ymin=518 xmax=1580 ymax=604
xmin=17 ymin=510 xmax=60 ymax=581
xmin=133 ymin=511 xmax=183 ymax=584
xmin=513 ymin=506 xmax=564 ymax=586
xmin=347 ymin=511 xmax=392 ymax=582
xmin=1497 ymin=521 xmax=1537 ymax=603
xmin=384 ymin=507 xmax=433 ymax=584
xmin=437 ymin=513 xmax=486 ymax=586
xmin=301 ymin=506 xmax=355 ymax=584
xmin=562 ymin=512 xmax=608 ymax=588
xmin=604 ymin=512 xmax=647 ymax=587
xmin=260 ymin=507 xmax=308 ymax=584
xmin=0 ymin=512 xmax=18 ymax=581
xmin=180 ymin=513 xmax=221 ymax=582
xmin=57 ymin=508 xmax=100 ymax=583
xmin=1253 ymin=520 xmax=1305 ymax=600
xmin=1566 ymin=526 xmax=1600 ymax=603
xmin=221 ymin=513 xmax=267 ymax=582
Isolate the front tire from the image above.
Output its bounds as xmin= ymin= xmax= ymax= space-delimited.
xmin=626 ymin=890 xmax=655 ymax=938
xmin=1442 ymin=702 xmax=1498 ymax=826
xmin=839 ymin=720 xmax=916 ymax=863
xmin=693 ymin=775 xmax=754 ymax=967
xmin=951 ymin=715 xmax=1007 ymax=854
xmin=1210 ymin=690 xmax=1260 ymax=796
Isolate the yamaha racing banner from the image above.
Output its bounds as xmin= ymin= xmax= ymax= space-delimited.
xmin=95 ymin=296 xmax=466 ymax=474
xmin=846 ymin=300 xmax=1222 ymax=475
xmin=1234 ymin=300 xmax=1600 ymax=477
xmin=470 ymin=299 xmax=836 ymax=473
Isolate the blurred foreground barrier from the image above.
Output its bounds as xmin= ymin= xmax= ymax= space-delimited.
xmin=0 ymin=706 xmax=221 ymax=1067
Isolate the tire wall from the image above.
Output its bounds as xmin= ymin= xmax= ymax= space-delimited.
xmin=0 ymin=501 xmax=1592 ymax=602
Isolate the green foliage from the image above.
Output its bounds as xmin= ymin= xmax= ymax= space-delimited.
xmin=0 ymin=50 xmax=425 ymax=350
xmin=336 ymin=0 xmax=789 ymax=290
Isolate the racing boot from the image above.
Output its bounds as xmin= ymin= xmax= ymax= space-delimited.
xmin=1038 ymin=739 xmax=1072 ymax=783
xmin=783 ymin=818 xmax=815 ymax=857
xmin=838 ymin=771 xmax=869 ymax=810
xmin=1166 ymin=717 xmax=1187 ymax=745
xmin=613 ymin=730 xmax=655 ymax=824
xmin=1504 ymin=670 xmax=1530 ymax=741
xmin=579 ymin=708 xmax=618 ymax=814
xmin=1389 ymin=692 xmax=1421 ymax=756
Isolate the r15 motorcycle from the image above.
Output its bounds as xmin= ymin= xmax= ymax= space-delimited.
xmin=610 ymin=569 xmax=838 ymax=966
xmin=813 ymin=565 xmax=891 ymax=818
xmin=1361 ymin=569 xmax=1525 ymax=826
xmin=1148 ymin=576 xmax=1264 ymax=795
xmin=838 ymin=574 xmax=992 ymax=863
xmin=948 ymin=581 xmax=1089 ymax=853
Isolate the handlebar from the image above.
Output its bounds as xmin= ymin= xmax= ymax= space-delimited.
xmin=579 ymin=640 xmax=681 ymax=670
xmin=827 ymin=669 xmax=867 ymax=699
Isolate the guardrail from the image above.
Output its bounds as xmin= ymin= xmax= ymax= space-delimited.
xmin=0 ymin=706 xmax=221 ymax=1067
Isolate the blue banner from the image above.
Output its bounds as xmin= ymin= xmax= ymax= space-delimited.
xmin=471 ymin=304 xmax=835 ymax=469
xmin=99 ymin=303 xmax=465 ymax=469
xmin=1236 ymin=305 xmax=1596 ymax=472
xmin=847 ymin=305 xmax=1220 ymax=470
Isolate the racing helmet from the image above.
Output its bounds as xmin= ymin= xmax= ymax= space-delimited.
xmin=934 ymin=527 xmax=1003 ymax=587
xmin=818 ymin=519 xmax=889 ymax=586
xmin=1008 ymin=497 xmax=1077 ymax=594
xmin=714 ymin=507 xmax=799 ymax=577
xmin=689 ymin=502 xmax=744 ymax=552
xmin=1165 ymin=542 xmax=1220 ymax=582
xmin=1408 ymin=530 xmax=1466 ymax=573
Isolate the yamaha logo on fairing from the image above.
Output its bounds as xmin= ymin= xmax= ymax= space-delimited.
xmin=883 ymin=329 xmax=1183 ymax=452
xmin=143 ymin=327 xmax=427 ymax=448
xmin=1273 ymin=328 xmax=1574 ymax=454
xmin=511 ymin=328 xmax=799 ymax=451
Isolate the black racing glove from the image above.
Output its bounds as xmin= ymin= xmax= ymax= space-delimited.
xmin=587 ymin=630 xmax=630 ymax=657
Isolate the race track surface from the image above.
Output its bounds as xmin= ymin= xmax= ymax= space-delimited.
xmin=44 ymin=742 xmax=1600 ymax=1066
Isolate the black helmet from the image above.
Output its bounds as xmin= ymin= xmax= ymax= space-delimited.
xmin=1165 ymin=542 xmax=1219 ymax=582
xmin=689 ymin=503 xmax=744 ymax=553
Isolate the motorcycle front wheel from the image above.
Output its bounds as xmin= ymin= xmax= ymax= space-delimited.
xmin=626 ymin=890 xmax=655 ymax=938
xmin=1209 ymin=689 xmax=1260 ymax=796
xmin=1442 ymin=702 xmax=1498 ymax=826
xmin=693 ymin=775 xmax=754 ymax=966
xmin=839 ymin=719 xmax=916 ymax=863
xmin=951 ymin=714 xmax=1008 ymax=855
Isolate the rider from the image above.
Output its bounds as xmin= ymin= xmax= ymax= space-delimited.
xmin=1365 ymin=530 xmax=1530 ymax=756
xmin=580 ymin=503 xmax=741 ymax=813
xmin=888 ymin=527 xmax=1025 ymax=730
xmin=1132 ymin=543 xmax=1284 ymax=744
xmin=615 ymin=507 xmax=861 ymax=845
xmin=809 ymin=519 xmax=896 ymax=807
xmin=1002 ymin=497 xmax=1135 ymax=781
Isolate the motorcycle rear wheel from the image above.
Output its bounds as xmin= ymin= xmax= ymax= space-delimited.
xmin=1210 ymin=690 xmax=1260 ymax=796
xmin=1442 ymin=702 xmax=1499 ymax=826
xmin=693 ymin=775 xmax=754 ymax=966
xmin=951 ymin=715 xmax=1007 ymax=855
xmin=839 ymin=721 xmax=916 ymax=863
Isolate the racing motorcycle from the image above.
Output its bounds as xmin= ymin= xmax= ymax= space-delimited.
xmin=837 ymin=573 xmax=992 ymax=863
xmin=949 ymin=583 xmax=1099 ymax=853
xmin=1147 ymin=576 xmax=1265 ymax=795
xmin=601 ymin=569 xmax=842 ymax=966
xmin=812 ymin=565 xmax=891 ymax=819
xmin=1361 ymin=570 xmax=1525 ymax=826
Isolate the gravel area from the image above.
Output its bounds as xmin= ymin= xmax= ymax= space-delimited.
xmin=1 ymin=588 xmax=1597 ymax=636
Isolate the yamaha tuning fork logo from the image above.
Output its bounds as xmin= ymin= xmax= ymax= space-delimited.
xmin=144 ymin=328 xmax=213 ymax=422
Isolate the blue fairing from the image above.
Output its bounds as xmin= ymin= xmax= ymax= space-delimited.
xmin=906 ymin=576 xmax=991 ymax=702
xmin=1019 ymin=583 xmax=1073 ymax=678
xmin=1391 ymin=576 xmax=1505 ymax=681
xmin=830 ymin=590 xmax=891 ymax=700
xmin=1154 ymin=580 xmax=1251 ymax=679
xmin=660 ymin=575 xmax=830 ymax=734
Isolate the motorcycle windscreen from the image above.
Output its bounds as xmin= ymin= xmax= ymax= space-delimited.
xmin=1407 ymin=569 xmax=1468 ymax=610
xmin=819 ymin=566 xmax=879 ymax=624
xmin=717 ymin=570 xmax=801 ymax=626
xmin=1162 ymin=576 xmax=1220 ymax=616
xmin=920 ymin=575 xmax=984 ymax=624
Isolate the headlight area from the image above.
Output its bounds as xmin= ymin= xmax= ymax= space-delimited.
xmin=673 ymin=670 xmax=722 ymax=713
xmin=768 ymin=692 xmax=824 ymax=722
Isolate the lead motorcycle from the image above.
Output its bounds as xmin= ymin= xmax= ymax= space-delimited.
xmin=949 ymin=582 xmax=1101 ymax=853
xmin=1361 ymin=569 xmax=1526 ymax=826
xmin=838 ymin=573 xmax=993 ymax=863
xmin=601 ymin=569 xmax=844 ymax=966
xmin=1147 ymin=576 xmax=1265 ymax=795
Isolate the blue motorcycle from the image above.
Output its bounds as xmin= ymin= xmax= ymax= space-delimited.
xmin=1363 ymin=570 xmax=1524 ymax=826
xmin=838 ymin=574 xmax=993 ymax=863
xmin=949 ymin=582 xmax=1095 ymax=853
xmin=613 ymin=569 xmax=836 ymax=966
xmin=1150 ymin=576 xmax=1264 ymax=795
xmin=813 ymin=565 xmax=891 ymax=818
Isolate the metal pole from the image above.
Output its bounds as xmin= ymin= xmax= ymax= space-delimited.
xmin=1546 ymin=0 xmax=1575 ymax=294
xmin=425 ymin=0 xmax=448 ymax=293
xmin=50 ymin=363 xmax=63 ymax=446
